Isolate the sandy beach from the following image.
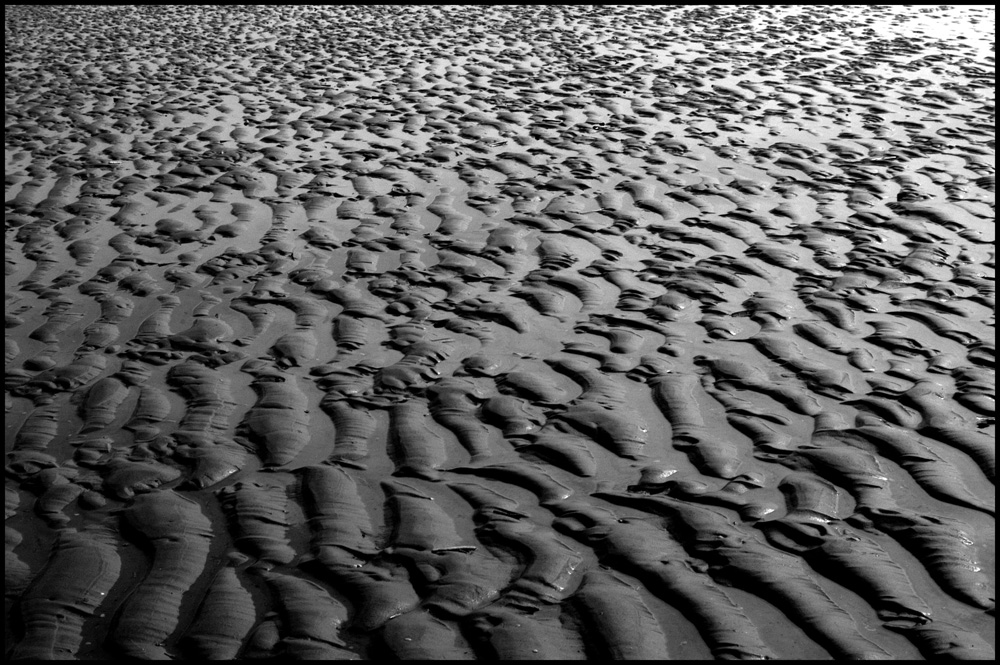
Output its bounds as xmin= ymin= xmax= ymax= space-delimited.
xmin=5 ymin=4 xmax=995 ymax=660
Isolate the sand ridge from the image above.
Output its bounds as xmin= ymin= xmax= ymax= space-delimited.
xmin=4 ymin=4 xmax=995 ymax=660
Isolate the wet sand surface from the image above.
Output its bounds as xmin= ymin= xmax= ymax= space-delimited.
xmin=4 ymin=5 xmax=995 ymax=660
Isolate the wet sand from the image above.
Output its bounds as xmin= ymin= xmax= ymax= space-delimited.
xmin=4 ymin=4 xmax=995 ymax=660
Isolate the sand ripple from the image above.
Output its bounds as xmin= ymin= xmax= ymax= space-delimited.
xmin=5 ymin=5 xmax=995 ymax=660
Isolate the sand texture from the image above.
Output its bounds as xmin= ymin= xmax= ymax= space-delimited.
xmin=5 ymin=4 xmax=995 ymax=660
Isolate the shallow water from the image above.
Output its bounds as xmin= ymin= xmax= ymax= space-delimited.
xmin=5 ymin=5 xmax=995 ymax=660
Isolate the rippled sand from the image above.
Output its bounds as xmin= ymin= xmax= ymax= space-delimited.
xmin=5 ymin=5 xmax=995 ymax=660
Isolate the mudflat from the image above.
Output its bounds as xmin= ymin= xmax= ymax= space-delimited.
xmin=5 ymin=5 xmax=995 ymax=660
